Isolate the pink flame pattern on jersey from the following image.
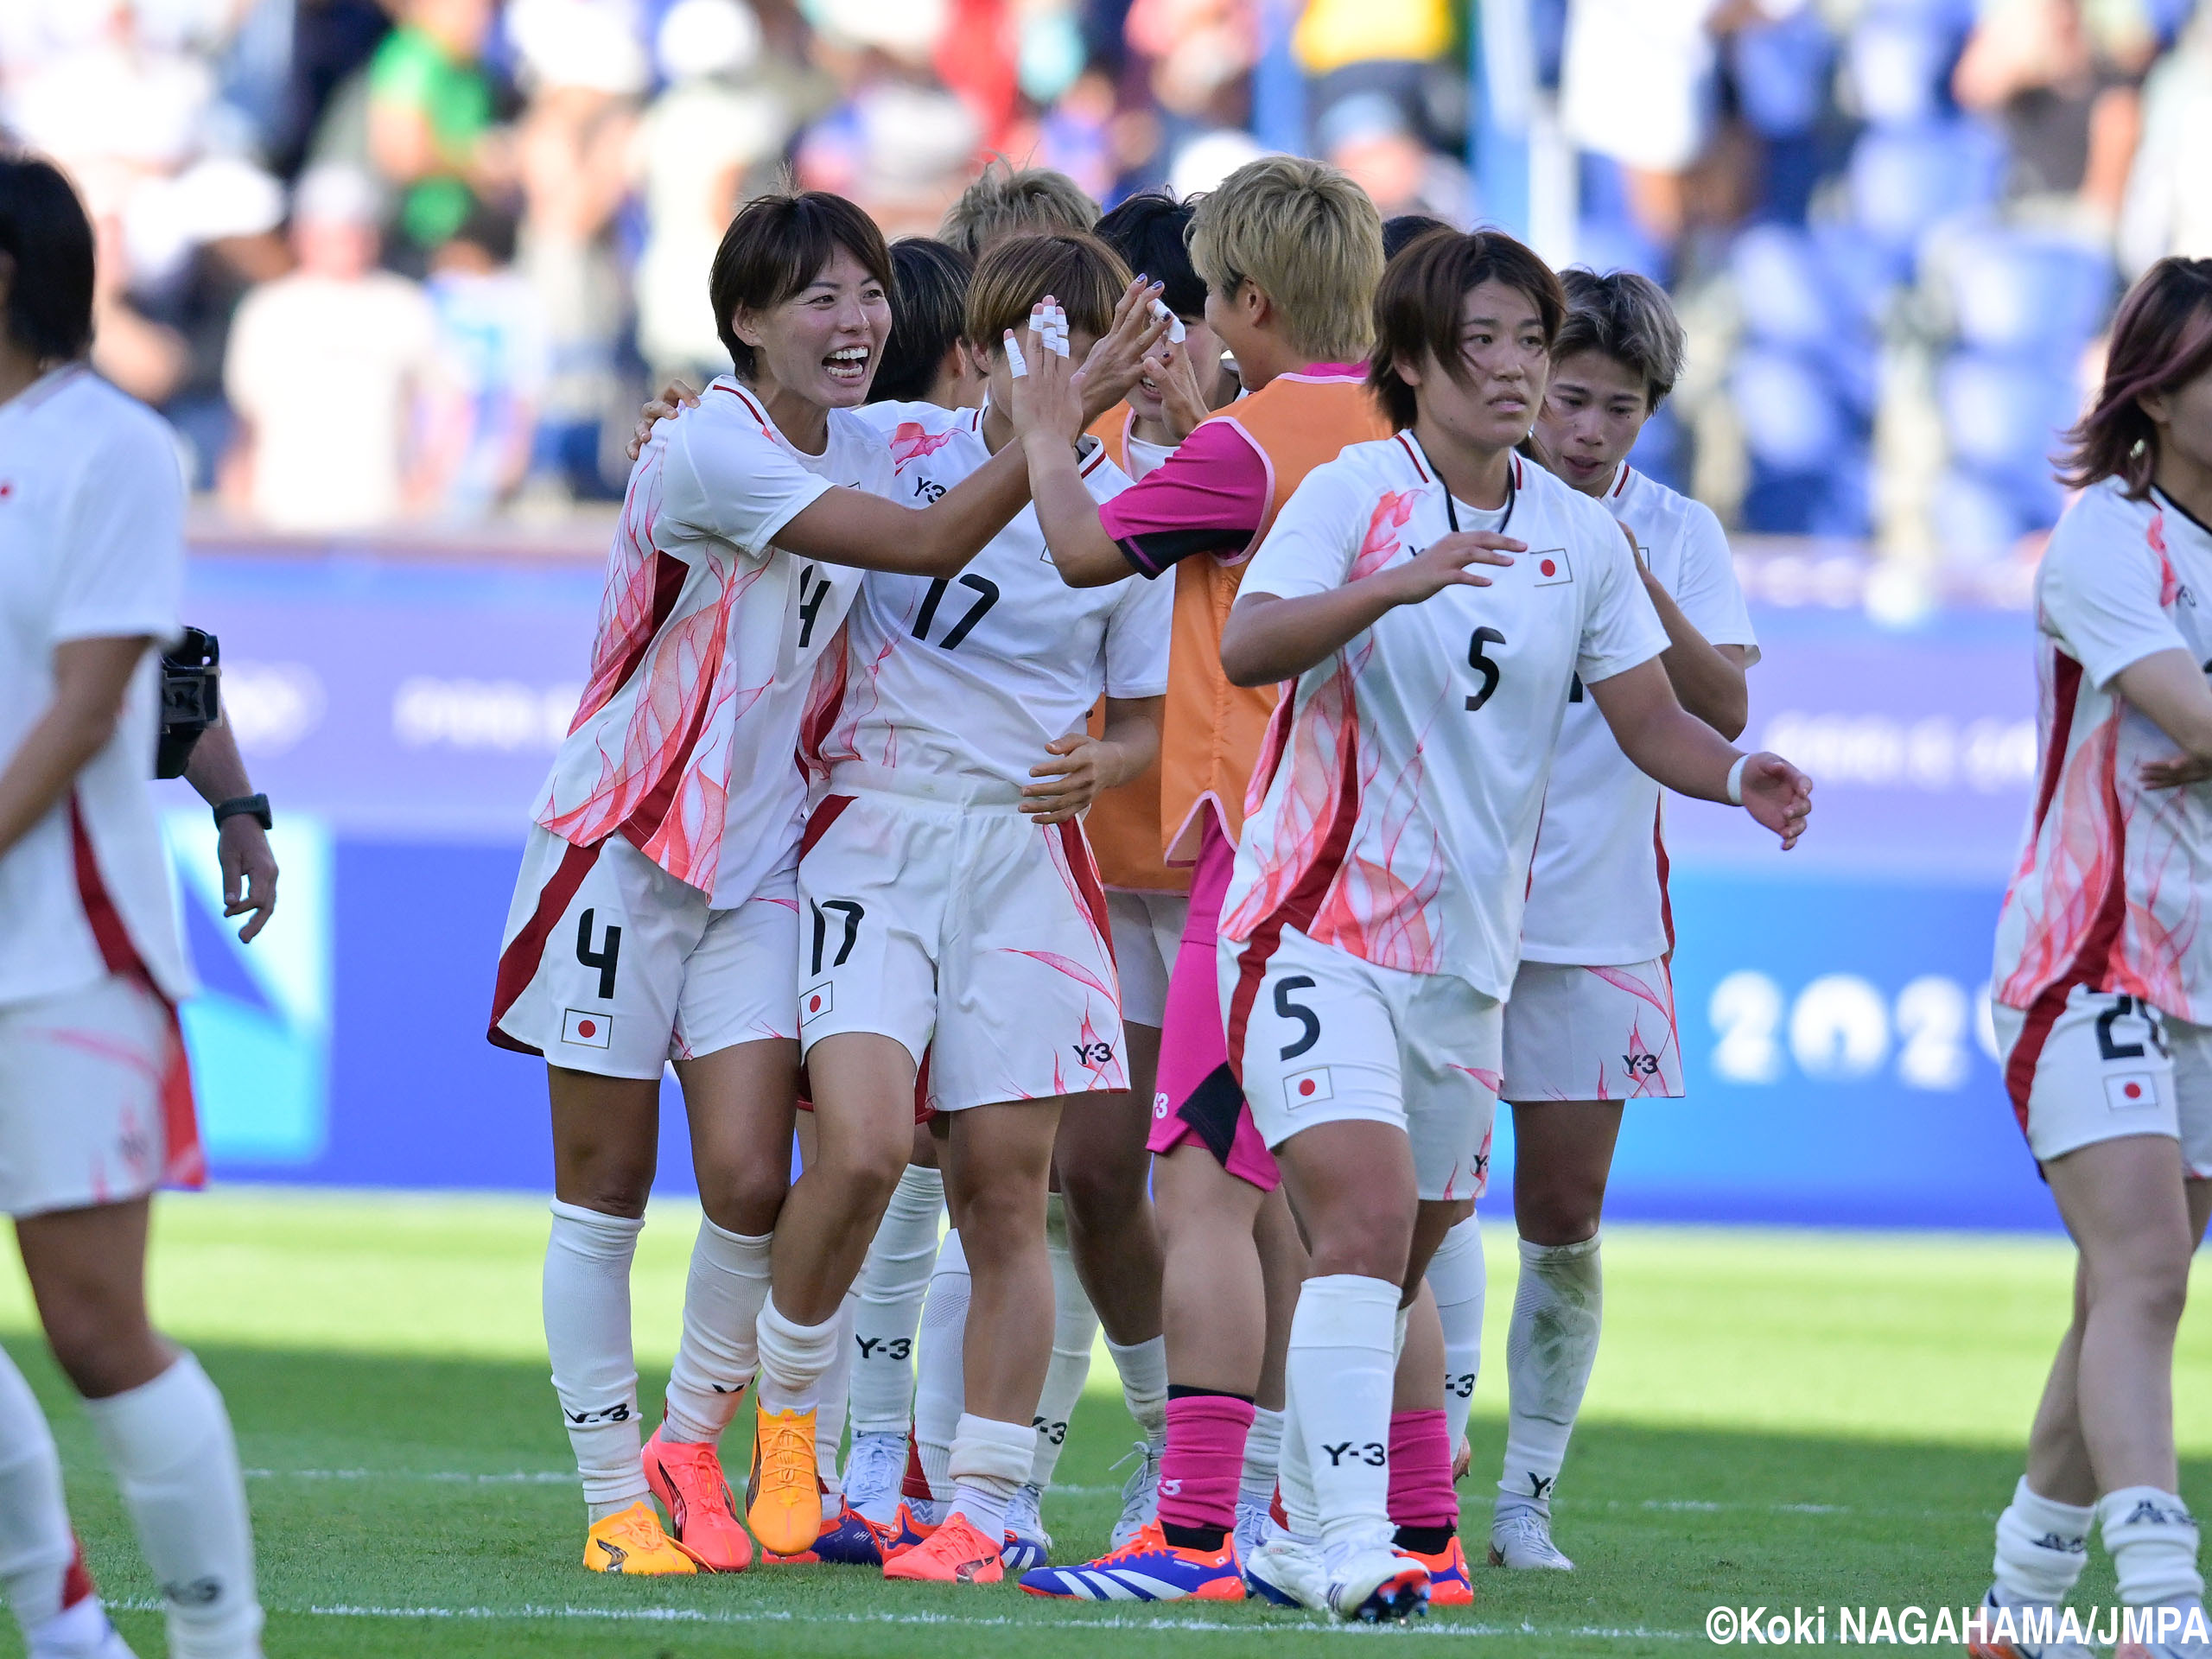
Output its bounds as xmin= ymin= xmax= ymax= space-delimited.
xmin=890 ymin=422 xmax=962 ymax=470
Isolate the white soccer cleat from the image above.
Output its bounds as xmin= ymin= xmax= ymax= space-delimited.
xmin=1490 ymin=1506 xmax=1575 ymax=1570
xmin=1323 ymin=1533 xmax=1431 ymax=1623
xmin=1002 ymin=1481 xmax=1053 ymax=1572
xmin=1233 ymin=1494 xmax=1271 ymax=1565
xmin=839 ymin=1428 xmax=906 ymax=1520
xmin=1243 ymin=1519 xmax=1328 ymax=1609
xmin=29 ymin=1606 xmax=140 ymax=1659
xmin=2112 ymin=1599 xmax=2212 ymax=1659
xmin=1966 ymin=1587 xmax=2094 ymax=1659
xmin=1109 ymin=1438 xmax=1162 ymax=1550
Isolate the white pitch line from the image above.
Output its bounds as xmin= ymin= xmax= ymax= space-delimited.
xmin=244 ymin=1468 xmax=575 ymax=1485
xmin=121 ymin=1599 xmax=1692 ymax=1641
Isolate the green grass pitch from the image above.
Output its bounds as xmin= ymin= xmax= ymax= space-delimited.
xmin=5 ymin=1190 xmax=2211 ymax=1658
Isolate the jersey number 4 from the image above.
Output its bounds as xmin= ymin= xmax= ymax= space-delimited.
xmin=913 ymin=574 xmax=1001 ymax=650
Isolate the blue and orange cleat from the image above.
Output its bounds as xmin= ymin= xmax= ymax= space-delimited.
xmin=642 ymin=1427 xmax=753 ymax=1572
xmin=1020 ymin=1519 xmax=1245 ymax=1602
xmin=881 ymin=1512 xmax=1003 ymax=1584
xmin=1397 ymin=1535 xmax=1474 ymax=1607
xmin=878 ymin=1499 xmax=938 ymax=1565
xmin=811 ymin=1501 xmax=890 ymax=1567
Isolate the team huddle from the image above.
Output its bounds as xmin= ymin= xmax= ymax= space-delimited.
xmin=483 ymin=155 xmax=1808 ymax=1621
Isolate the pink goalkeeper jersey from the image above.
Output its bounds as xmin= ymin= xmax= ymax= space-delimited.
xmin=1993 ymin=479 xmax=2212 ymax=1025
xmin=1221 ymin=439 xmax=1668 ymax=998
xmin=532 ymin=378 xmax=893 ymax=906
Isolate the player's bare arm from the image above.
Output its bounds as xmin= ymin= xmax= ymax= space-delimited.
xmin=182 ymin=718 xmax=279 ymax=943
xmin=1020 ymin=694 xmax=1163 ymax=825
xmin=1217 ymin=531 xmax=1524 ymax=687
xmin=0 ymin=633 xmax=152 ymax=860
xmin=2118 ymin=647 xmax=2212 ymax=788
xmin=1584 ymin=657 xmax=1812 ymax=849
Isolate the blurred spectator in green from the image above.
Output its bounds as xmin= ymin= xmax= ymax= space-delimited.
xmin=365 ymin=0 xmax=512 ymax=255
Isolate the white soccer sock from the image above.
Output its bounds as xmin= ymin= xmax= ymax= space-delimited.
xmin=83 ymin=1353 xmax=262 ymax=1659
xmin=0 ymin=1345 xmax=84 ymax=1646
xmin=850 ymin=1166 xmax=943 ymax=1436
xmin=1241 ymin=1406 xmax=1285 ymax=1509
xmin=753 ymin=1296 xmax=842 ymax=1418
xmin=543 ymin=1199 xmax=649 ymax=1518
xmin=914 ymin=1230 xmax=970 ymax=1501
xmin=2103 ymin=1485 xmax=2205 ymax=1605
xmin=1278 ymin=1389 xmax=1321 ymax=1537
xmin=1033 ymin=1196 xmax=1098 ymax=1489
xmin=1287 ymin=1274 xmax=1399 ymax=1553
xmin=1106 ymin=1332 xmax=1169 ymax=1446
xmin=1427 ymin=1215 xmax=1485 ymax=1442
xmin=1498 ymin=1232 xmax=1602 ymax=1518
xmin=661 ymin=1215 xmax=773 ymax=1446
xmin=949 ymin=1413 xmax=1036 ymax=1542
xmin=1992 ymin=1477 xmax=2094 ymax=1605
xmin=816 ymin=1298 xmax=855 ymax=1516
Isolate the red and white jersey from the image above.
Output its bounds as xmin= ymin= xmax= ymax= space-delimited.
xmin=1520 ymin=462 xmax=1758 ymax=966
xmin=808 ymin=403 xmax=1171 ymax=789
xmin=533 ymin=378 xmax=893 ymax=906
xmin=0 ymin=366 xmax=192 ymax=1007
xmin=1993 ymin=479 xmax=2212 ymax=1023
xmin=1222 ymin=438 xmax=1669 ymax=999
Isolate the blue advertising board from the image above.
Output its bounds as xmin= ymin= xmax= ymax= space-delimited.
xmin=162 ymin=546 xmax=2063 ymax=1229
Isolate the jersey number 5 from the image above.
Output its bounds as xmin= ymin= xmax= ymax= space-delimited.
xmin=914 ymin=574 xmax=1001 ymax=650
xmin=1465 ymin=627 xmax=1506 ymax=712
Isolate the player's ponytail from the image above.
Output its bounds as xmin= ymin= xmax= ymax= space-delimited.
xmin=2057 ymin=256 xmax=2212 ymax=499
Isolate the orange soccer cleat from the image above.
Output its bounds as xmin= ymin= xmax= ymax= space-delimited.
xmin=745 ymin=1406 xmax=823 ymax=1559
xmin=1398 ymin=1534 xmax=1475 ymax=1607
xmin=582 ymin=1501 xmax=700 ymax=1575
xmin=880 ymin=1512 xmax=1004 ymax=1585
xmin=642 ymin=1427 xmax=753 ymax=1572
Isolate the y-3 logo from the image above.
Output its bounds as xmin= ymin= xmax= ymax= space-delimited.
xmin=1322 ymin=1441 xmax=1388 ymax=1467
xmin=1071 ymin=1041 xmax=1115 ymax=1065
xmin=856 ymin=1336 xmax=912 ymax=1363
xmin=1622 ymin=1053 xmax=1662 ymax=1078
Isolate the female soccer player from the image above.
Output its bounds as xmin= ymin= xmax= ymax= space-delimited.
xmin=488 ymin=189 xmax=1160 ymax=1575
xmin=1208 ymin=229 xmax=1808 ymax=1620
xmin=0 ymin=153 xmax=264 ymax=1659
xmin=1972 ymin=256 xmax=2212 ymax=1659
xmin=767 ymin=232 xmax=1170 ymax=1586
xmin=1484 ymin=267 xmax=1759 ymax=1573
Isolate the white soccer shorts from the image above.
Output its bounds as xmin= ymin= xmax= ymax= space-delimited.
xmin=797 ymin=769 xmax=1127 ymax=1113
xmin=490 ymin=826 xmax=798 ymax=1080
xmin=0 ymin=972 xmax=189 ymax=1217
xmin=1499 ymin=957 xmax=1685 ymax=1102
xmin=1993 ymin=985 xmax=2212 ymax=1178
xmin=1220 ymin=924 xmax=1497 ymax=1203
xmin=1107 ymin=888 xmax=1188 ymax=1030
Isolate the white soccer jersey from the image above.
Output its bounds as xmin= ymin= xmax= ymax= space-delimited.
xmin=533 ymin=378 xmax=890 ymax=907
xmin=1519 ymin=462 xmax=1759 ymax=965
xmin=810 ymin=403 xmax=1171 ymax=788
xmin=1993 ymin=480 xmax=2212 ymax=1026
xmin=0 ymin=366 xmax=192 ymax=1007
xmin=1222 ymin=440 xmax=1669 ymax=999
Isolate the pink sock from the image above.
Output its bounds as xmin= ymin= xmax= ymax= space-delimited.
xmin=1159 ymin=1394 xmax=1255 ymax=1537
xmin=1388 ymin=1408 xmax=1459 ymax=1531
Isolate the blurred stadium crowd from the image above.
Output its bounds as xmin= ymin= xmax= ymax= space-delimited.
xmin=7 ymin=0 xmax=2210 ymax=566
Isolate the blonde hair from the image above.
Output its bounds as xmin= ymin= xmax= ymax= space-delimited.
xmin=938 ymin=160 xmax=1099 ymax=258
xmin=965 ymin=231 xmax=1131 ymax=353
xmin=1188 ymin=155 xmax=1382 ymax=363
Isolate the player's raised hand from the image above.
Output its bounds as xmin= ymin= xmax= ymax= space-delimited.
xmin=1737 ymin=753 xmax=1813 ymax=850
xmin=1147 ymin=334 xmax=1212 ymax=442
xmin=1073 ymin=276 xmax=1170 ymax=421
xmin=1385 ymin=531 xmax=1523 ymax=604
xmin=626 ymin=378 xmax=701 ymax=460
xmin=1007 ymin=298 xmax=1085 ymax=450
xmin=1021 ymin=732 xmax=1110 ymax=823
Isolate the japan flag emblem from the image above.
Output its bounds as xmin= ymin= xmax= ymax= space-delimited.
xmin=563 ymin=1009 xmax=613 ymax=1048
xmin=801 ymin=982 xmax=835 ymax=1025
xmin=2106 ymin=1073 xmax=2158 ymax=1112
xmin=1529 ymin=548 xmax=1572 ymax=586
xmin=1285 ymin=1067 xmax=1332 ymax=1110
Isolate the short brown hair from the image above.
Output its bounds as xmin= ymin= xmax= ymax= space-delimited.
xmin=1188 ymin=155 xmax=1382 ymax=364
xmin=709 ymin=190 xmax=893 ymax=376
xmin=1554 ymin=267 xmax=1687 ymax=410
xmin=938 ymin=161 xmax=1098 ymax=258
xmin=964 ymin=231 xmax=1131 ymax=355
xmin=2058 ymin=257 xmax=2212 ymax=499
xmin=1367 ymin=229 xmax=1565 ymax=430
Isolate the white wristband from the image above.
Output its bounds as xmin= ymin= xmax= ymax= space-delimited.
xmin=1725 ymin=754 xmax=1748 ymax=806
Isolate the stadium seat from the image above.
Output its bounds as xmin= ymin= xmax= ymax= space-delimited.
xmin=1847 ymin=120 xmax=2004 ymax=253
xmin=1730 ymin=10 xmax=1834 ymax=139
xmin=1928 ymin=465 xmax=2032 ymax=559
xmin=1732 ymin=226 xmax=1836 ymax=349
xmin=1936 ymin=353 xmax=2081 ymax=482
xmin=1942 ymin=229 xmax=2116 ymax=359
xmin=1844 ymin=5 xmax=1969 ymax=128
xmin=1733 ymin=346 xmax=1851 ymax=474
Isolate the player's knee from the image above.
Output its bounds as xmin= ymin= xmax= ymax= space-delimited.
xmin=818 ymin=1135 xmax=909 ymax=1212
xmin=1516 ymin=1186 xmax=1603 ymax=1248
xmin=1056 ymin=1155 xmax=1141 ymax=1230
xmin=2090 ymin=1235 xmax=2192 ymax=1328
xmin=955 ymin=1181 xmax=1046 ymax=1255
xmin=698 ymin=1161 xmax=787 ymax=1236
xmin=1305 ymin=1201 xmax=1414 ymax=1284
xmin=42 ymin=1305 xmax=163 ymax=1400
